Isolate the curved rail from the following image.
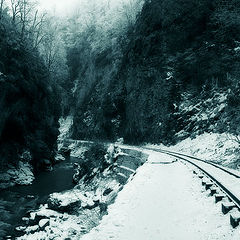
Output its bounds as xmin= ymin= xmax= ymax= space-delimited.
xmin=144 ymin=147 xmax=240 ymax=210
xmin=145 ymin=147 xmax=240 ymax=178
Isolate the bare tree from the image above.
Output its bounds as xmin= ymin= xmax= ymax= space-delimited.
xmin=0 ymin=0 xmax=5 ymax=20
xmin=10 ymin=0 xmax=21 ymax=24
xmin=29 ymin=10 xmax=47 ymax=48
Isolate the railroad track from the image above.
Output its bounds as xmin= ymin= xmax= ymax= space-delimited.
xmin=144 ymin=147 xmax=240 ymax=228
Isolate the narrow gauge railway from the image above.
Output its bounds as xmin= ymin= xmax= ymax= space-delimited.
xmin=144 ymin=147 xmax=240 ymax=228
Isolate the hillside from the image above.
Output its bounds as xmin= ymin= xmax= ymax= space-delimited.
xmin=0 ymin=1 xmax=61 ymax=177
xmin=67 ymin=0 xmax=240 ymax=147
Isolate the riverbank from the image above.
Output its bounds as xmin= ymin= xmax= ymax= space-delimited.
xmin=14 ymin=146 xmax=148 ymax=239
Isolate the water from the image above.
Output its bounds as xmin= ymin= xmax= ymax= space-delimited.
xmin=0 ymin=157 xmax=82 ymax=239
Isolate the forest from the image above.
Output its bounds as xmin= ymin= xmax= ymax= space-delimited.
xmin=1 ymin=0 xmax=240 ymax=170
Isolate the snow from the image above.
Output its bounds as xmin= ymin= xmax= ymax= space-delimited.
xmin=176 ymin=153 xmax=240 ymax=207
xmin=13 ymin=162 xmax=34 ymax=185
xmin=14 ymin=143 xmax=240 ymax=239
xmin=176 ymin=92 xmax=228 ymax=139
xmin=17 ymin=163 xmax=124 ymax=240
xmin=68 ymin=141 xmax=87 ymax=158
xmin=81 ymin=151 xmax=240 ymax=240
xmin=58 ymin=116 xmax=73 ymax=150
xmin=150 ymin=132 xmax=240 ymax=169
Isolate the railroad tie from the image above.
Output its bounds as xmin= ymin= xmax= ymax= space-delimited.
xmin=209 ymin=186 xmax=217 ymax=196
xmin=205 ymin=182 xmax=213 ymax=190
xmin=215 ymin=193 xmax=226 ymax=203
xmin=202 ymin=179 xmax=211 ymax=186
xmin=222 ymin=202 xmax=237 ymax=215
xmin=230 ymin=210 xmax=240 ymax=228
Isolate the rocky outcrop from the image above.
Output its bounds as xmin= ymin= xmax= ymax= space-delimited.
xmin=0 ymin=162 xmax=34 ymax=189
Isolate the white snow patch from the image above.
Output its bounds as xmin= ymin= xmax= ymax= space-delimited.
xmin=170 ymin=132 xmax=239 ymax=167
xmin=68 ymin=141 xmax=87 ymax=158
xmin=58 ymin=116 xmax=73 ymax=150
xmin=148 ymin=132 xmax=240 ymax=168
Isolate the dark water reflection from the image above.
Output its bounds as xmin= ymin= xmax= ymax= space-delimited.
xmin=0 ymin=157 xmax=82 ymax=238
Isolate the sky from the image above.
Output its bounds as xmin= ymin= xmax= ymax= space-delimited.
xmin=37 ymin=0 xmax=130 ymax=15
xmin=37 ymin=0 xmax=78 ymax=14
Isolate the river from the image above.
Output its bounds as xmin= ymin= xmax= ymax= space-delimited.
xmin=0 ymin=156 xmax=82 ymax=239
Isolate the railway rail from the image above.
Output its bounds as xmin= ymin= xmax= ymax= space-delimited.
xmin=144 ymin=147 xmax=240 ymax=228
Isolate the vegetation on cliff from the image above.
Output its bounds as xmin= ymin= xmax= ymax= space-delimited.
xmin=66 ymin=0 xmax=240 ymax=144
xmin=0 ymin=0 xmax=63 ymax=170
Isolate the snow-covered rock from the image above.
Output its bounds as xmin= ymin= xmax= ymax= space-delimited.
xmin=25 ymin=225 xmax=39 ymax=234
xmin=105 ymin=144 xmax=121 ymax=164
xmin=0 ymin=161 xmax=34 ymax=189
xmin=39 ymin=219 xmax=50 ymax=230
xmin=54 ymin=154 xmax=65 ymax=162
xmin=48 ymin=190 xmax=87 ymax=212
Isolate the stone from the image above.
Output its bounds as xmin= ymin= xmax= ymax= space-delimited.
xmin=29 ymin=211 xmax=45 ymax=225
xmin=30 ymin=212 xmax=36 ymax=221
xmin=47 ymin=195 xmax=81 ymax=213
xmin=25 ymin=225 xmax=39 ymax=234
xmin=39 ymin=219 xmax=50 ymax=230
xmin=93 ymin=195 xmax=100 ymax=203
xmin=55 ymin=154 xmax=65 ymax=162
xmin=15 ymin=226 xmax=26 ymax=232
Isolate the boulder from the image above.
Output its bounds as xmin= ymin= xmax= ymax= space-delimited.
xmin=55 ymin=154 xmax=65 ymax=162
xmin=25 ymin=225 xmax=39 ymax=234
xmin=39 ymin=219 xmax=50 ymax=230
xmin=47 ymin=193 xmax=81 ymax=213
xmin=15 ymin=226 xmax=27 ymax=232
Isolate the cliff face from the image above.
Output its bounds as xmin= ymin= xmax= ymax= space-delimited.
xmin=69 ymin=0 xmax=240 ymax=145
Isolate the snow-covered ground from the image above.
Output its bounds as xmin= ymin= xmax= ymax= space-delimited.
xmin=81 ymin=150 xmax=239 ymax=240
xmin=148 ymin=132 xmax=240 ymax=169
